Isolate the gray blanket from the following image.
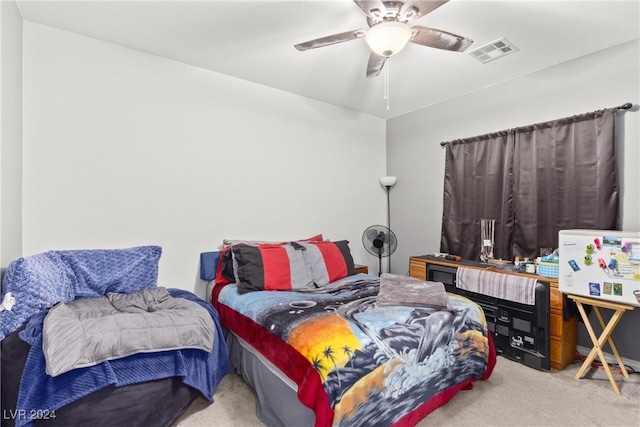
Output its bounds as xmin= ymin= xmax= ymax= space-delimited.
xmin=377 ymin=273 xmax=449 ymax=308
xmin=43 ymin=287 xmax=214 ymax=377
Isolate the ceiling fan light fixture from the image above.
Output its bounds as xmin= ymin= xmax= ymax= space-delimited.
xmin=365 ymin=21 xmax=412 ymax=57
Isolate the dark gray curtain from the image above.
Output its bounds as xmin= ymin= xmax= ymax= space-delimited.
xmin=441 ymin=108 xmax=619 ymax=261
xmin=441 ymin=131 xmax=515 ymax=261
xmin=512 ymin=109 xmax=619 ymax=257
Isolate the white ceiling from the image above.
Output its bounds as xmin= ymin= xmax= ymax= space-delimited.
xmin=16 ymin=0 xmax=640 ymax=119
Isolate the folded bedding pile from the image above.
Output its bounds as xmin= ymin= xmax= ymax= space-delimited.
xmin=0 ymin=246 xmax=229 ymax=427
xmin=16 ymin=288 xmax=228 ymax=427
xmin=43 ymin=286 xmax=215 ymax=376
xmin=0 ymin=246 xmax=164 ymax=340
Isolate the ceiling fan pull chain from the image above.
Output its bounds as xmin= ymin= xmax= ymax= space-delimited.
xmin=384 ymin=59 xmax=390 ymax=110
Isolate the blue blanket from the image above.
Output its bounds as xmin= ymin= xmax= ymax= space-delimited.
xmin=16 ymin=289 xmax=229 ymax=427
xmin=1 ymin=246 xmax=163 ymax=340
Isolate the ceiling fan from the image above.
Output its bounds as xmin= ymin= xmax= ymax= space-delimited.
xmin=294 ymin=0 xmax=473 ymax=78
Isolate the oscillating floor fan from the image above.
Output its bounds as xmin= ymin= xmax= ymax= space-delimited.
xmin=362 ymin=225 xmax=397 ymax=276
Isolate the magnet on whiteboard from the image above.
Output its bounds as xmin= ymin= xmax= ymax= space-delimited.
xmin=594 ymin=238 xmax=602 ymax=250
xmin=568 ymin=260 xmax=580 ymax=272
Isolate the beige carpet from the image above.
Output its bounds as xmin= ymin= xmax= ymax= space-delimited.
xmin=176 ymin=356 xmax=640 ymax=426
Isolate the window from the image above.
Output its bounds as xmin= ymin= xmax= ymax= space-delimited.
xmin=440 ymin=108 xmax=620 ymax=261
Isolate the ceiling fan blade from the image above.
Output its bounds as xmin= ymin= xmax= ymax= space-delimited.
xmin=400 ymin=0 xmax=449 ymax=21
xmin=353 ymin=0 xmax=387 ymax=20
xmin=410 ymin=25 xmax=473 ymax=52
xmin=366 ymin=52 xmax=387 ymax=78
xmin=294 ymin=29 xmax=366 ymax=51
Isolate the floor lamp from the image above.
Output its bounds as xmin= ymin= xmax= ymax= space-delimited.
xmin=379 ymin=176 xmax=397 ymax=273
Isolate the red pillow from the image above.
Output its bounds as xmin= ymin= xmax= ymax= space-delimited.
xmin=214 ymin=246 xmax=234 ymax=286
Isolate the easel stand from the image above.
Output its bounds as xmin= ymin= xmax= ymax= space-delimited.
xmin=567 ymin=294 xmax=635 ymax=395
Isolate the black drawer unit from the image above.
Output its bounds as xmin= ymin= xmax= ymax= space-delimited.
xmin=426 ymin=261 xmax=550 ymax=370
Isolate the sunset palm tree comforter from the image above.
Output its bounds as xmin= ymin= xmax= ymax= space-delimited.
xmin=212 ymin=274 xmax=496 ymax=427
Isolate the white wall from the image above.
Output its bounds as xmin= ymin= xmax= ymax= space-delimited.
xmin=22 ymin=22 xmax=387 ymax=298
xmin=387 ymin=39 xmax=640 ymax=360
xmin=0 ymin=0 xmax=23 ymax=268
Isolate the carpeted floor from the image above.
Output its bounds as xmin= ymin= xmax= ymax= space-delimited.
xmin=175 ymin=355 xmax=640 ymax=426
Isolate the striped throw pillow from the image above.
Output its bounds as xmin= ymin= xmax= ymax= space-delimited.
xmin=233 ymin=243 xmax=313 ymax=294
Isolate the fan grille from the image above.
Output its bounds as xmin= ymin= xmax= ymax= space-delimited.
xmin=362 ymin=225 xmax=398 ymax=258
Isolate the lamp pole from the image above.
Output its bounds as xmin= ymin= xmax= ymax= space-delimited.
xmin=385 ymin=185 xmax=392 ymax=273
xmin=379 ymin=176 xmax=397 ymax=274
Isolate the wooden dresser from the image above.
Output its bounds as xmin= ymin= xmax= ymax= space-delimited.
xmin=409 ymin=256 xmax=577 ymax=370
xmin=354 ymin=264 xmax=369 ymax=274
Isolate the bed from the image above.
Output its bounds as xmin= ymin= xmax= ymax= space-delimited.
xmin=206 ymin=238 xmax=496 ymax=427
xmin=0 ymin=246 xmax=229 ymax=427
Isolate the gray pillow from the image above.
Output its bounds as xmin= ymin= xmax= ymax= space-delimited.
xmin=377 ymin=273 xmax=448 ymax=308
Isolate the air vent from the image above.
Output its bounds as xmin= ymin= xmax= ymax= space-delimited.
xmin=468 ymin=38 xmax=519 ymax=64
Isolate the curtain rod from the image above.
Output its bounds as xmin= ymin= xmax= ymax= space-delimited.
xmin=439 ymin=102 xmax=634 ymax=147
